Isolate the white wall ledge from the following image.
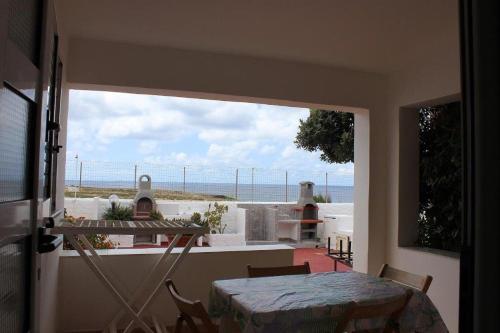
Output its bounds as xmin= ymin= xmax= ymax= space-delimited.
xmin=59 ymin=244 xmax=293 ymax=257
xmin=399 ymin=246 xmax=460 ymax=260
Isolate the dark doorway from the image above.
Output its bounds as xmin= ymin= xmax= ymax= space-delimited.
xmin=459 ymin=0 xmax=500 ymax=331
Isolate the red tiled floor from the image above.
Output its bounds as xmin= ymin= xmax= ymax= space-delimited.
xmin=294 ymin=247 xmax=352 ymax=273
xmin=130 ymin=243 xmax=351 ymax=273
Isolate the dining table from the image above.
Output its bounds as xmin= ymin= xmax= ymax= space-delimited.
xmin=208 ymin=271 xmax=448 ymax=333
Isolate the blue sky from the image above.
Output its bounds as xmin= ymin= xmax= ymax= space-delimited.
xmin=66 ymin=90 xmax=354 ymax=185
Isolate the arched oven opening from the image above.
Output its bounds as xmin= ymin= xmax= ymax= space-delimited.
xmin=135 ymin=197 xmax=153 ymax=218
xmin=302 ymin=203 xmax=318 ymax=221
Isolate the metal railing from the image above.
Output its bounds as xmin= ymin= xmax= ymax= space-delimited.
xmin=65 ymin=160 xmax=353 ymax=203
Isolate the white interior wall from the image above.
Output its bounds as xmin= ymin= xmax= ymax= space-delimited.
xmin=384 ymin=28 xmax=461 ymax=332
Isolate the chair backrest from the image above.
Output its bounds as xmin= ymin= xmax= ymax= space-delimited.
xmin=378 ymin=264 xmax=433 ymax=293
xmin=335 ymin=289 xmax=413 ymax=333
xmin=246 ymin=262 xmax=311 ymax=278
xmin=165 ymin=279 xmax=217 ymax=333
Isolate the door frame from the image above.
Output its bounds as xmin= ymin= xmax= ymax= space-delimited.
xmin=459 ymin=0 xmax=500 ymax=331
xmin=31 ymin=1 xmax=62 ymax=331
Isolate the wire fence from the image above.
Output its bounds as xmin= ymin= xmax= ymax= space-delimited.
xmin=65 ymin=160 xmax=354 ymax=203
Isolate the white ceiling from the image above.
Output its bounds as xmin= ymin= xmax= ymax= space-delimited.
xmin=55 ymin=0 xmax=459 ymax=74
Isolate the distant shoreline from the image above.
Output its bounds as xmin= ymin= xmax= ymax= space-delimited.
xmin=64 ymin=180 xmax=353 ymax=203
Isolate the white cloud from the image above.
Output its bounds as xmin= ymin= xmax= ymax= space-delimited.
xmin=144 ymin=152 xmax=205 ymax=166
xmin=138 ymin=140 xmax=159 ymax=155
xmin=206 ymin=140 xmax=258 ymax=166
xmin=68 ymin=89 xmax=310 ymax=155
xmin=281 ymin=145 xmax=297 ymax=158
xmin=335 ymin=165 xmax=355 ymax=176
xmin=67 ymin=90 xmax=354 ymax=184
xmin=259 ymin=144 xmax=276 ymax=155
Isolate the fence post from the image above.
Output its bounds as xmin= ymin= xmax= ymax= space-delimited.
xmin=134 ymin=164 xmax=137 ymax=189
xmin=79 ymin=161 xmax=83 ymax=189
xmin=235 ymin=168 xmax=239 ymax=200
xmin=285 ymin=170 xmax=288 ymax=202
xmin=251 ymin=168 xmax=255 ymax=202
xmin=325 ymin=171 xmax=328 ymax=202
xmin=183 ymin=166 xmax=186 ymax=193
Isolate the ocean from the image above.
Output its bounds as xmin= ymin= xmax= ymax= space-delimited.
xmin=65 ymin=180 xmax=353 ymax=203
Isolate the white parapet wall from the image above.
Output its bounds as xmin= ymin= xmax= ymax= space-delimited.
xmin=64 ymin=198 xmax=241 ymax=231
xmin=57 ymin=245 xmax=294 ymax=332
xmin=64 ymin=198 xmax=354 ymax=245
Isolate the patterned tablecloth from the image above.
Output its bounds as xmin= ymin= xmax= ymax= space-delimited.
xmin=208 ymin=271 xmax=448 ymax=333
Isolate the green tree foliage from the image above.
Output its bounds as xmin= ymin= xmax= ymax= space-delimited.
xmin=295 ymin=109 xmax=354 ymax=163
xmin=418 ymin=102 xmax=462 ymax=252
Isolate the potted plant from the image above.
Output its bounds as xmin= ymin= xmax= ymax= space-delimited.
xmin=203 ymin=202 xmax=230 ymax=247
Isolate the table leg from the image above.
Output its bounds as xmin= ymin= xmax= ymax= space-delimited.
xmin=106 ymin=233 xmax=183 ymax=330
xmin=79 ymin=235 xmax=133 ymax=300
xmin=219 ymin=314 xmax=242 ymax=333
xmin=152 ymin=315 xmax=165 ymax=333
xmin=122 ymin=234 xmax=198 ymax=333
xmin=66 ymin=235 xmax=154 ymax=333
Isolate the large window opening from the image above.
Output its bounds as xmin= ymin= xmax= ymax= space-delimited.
xmin=63 ymin=90 xmax=355 ymax=270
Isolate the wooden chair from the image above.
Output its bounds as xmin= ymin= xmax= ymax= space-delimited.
xmin=335 ymin=289 xmax=413 ymax=333
xmin=377 ymin=264 xmax=433 ymax=293
xmin=246 ymin=261 xmax=311 ymax=278
xmin=165 ymin=279 xmax=218 ymax=333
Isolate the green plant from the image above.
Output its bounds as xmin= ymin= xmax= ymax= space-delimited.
xmin=313 ymin=194 xmax=331 ymax=203
xmin=102 ymin=204 xmax=133 ymax=220
xmin=85 ymin=234 xmax=116 ymax=249
xmin=417 ymin=102 xmax=462 ymax=252
xmin=203 ymin=202 xmax=228 ymax=234
xmin=295 ymin=109 xmax=354 ymax=163
xmin=63 ymin=234 xmax=116 ymax=250
xmin=149 ymin=210 xmax=164 ymax=221
xmin=191 ymin=212 xmax=202 ymax=225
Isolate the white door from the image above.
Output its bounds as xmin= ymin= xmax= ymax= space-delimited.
xmin=0 ymin=1 xmax=61 ymax=331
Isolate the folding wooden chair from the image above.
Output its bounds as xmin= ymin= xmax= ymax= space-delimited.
xmin=165 ymin=279 xmax=218 ymax=333
xmin=246 ymin=261 xmax=311 ymax=278
xmin=335 ymin=289 xmax=413 ymax=333
xmin=378 ymin=264 xmax=433 ymax=293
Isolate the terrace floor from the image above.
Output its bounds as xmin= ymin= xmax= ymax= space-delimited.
xmin=293 ymin=247 xmax=352 ymax=273
xmin=132 ymin=242 xmax=351 ymax=273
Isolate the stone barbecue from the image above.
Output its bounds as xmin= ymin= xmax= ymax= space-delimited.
xmin=294 ymin=181 xmax=320 ymax=220
xmin=133 ymin=175 xmax=158 ymax=244
xmin=133 ymin=175 xmax=157 ymax=220
xmin=292 ymin=181 xmax=322 ymax=241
